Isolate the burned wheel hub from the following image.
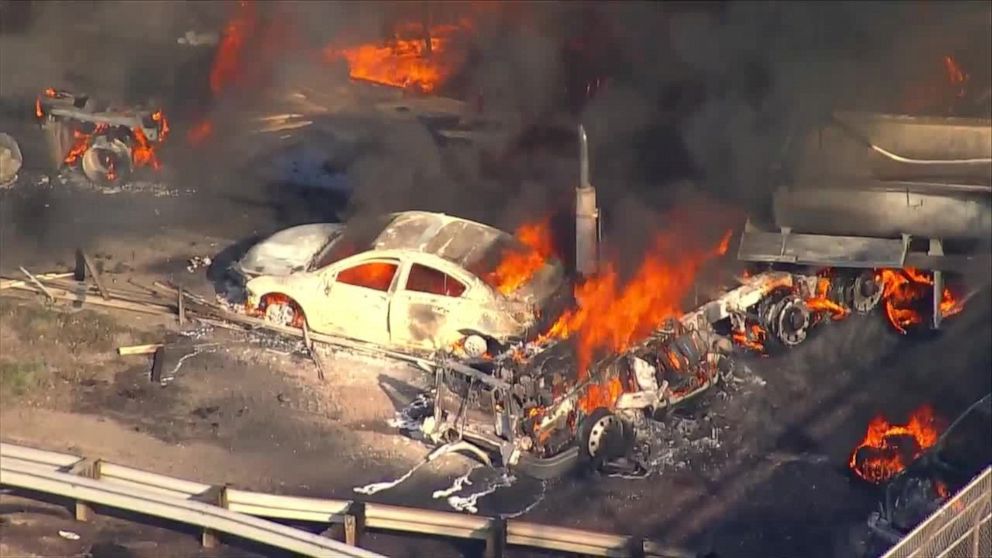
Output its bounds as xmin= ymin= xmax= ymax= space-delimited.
xmin=81 ymin=135 xmax=132 ymax=184
xmin=851 ymin=273 xmax=883 ymax=314
xmin=264 ymin=301 xmax=299 ymax=327
xmin=580 ymin=408 xmax=629 ymax=464
xmin=587 ymin=414 xmax=619 ymax=458
xmin=762 ymin=294 xmax=811 ymax=346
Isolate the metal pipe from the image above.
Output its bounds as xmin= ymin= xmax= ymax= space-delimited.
xmin=576 ymin=124 xmax=599 ymax=276
xmin=579 ymin=125 xmax=590 ymax=188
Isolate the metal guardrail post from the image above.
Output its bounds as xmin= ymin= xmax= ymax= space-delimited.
xmin=484 ymin=516 xmax=505 ymax=558
xmin=202 ymin=485 xmax=229 ymax=548
xmin=73 ymin=459 xmax=102 ymax=522
xmin=345 ymin=501 xmax=366 ymax=546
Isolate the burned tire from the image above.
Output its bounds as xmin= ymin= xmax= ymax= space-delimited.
xmin=577 ymin=408 xmax=631 ymax=468
xmin=259 ymin=294 xmax=305 ymax=329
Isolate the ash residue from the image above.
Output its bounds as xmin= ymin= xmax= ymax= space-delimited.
xmin=622 ymin=362 xmax=768 ymax=478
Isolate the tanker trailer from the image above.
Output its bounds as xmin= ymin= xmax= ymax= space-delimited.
xmin=738 ymin=111 xmax=991 ymax=329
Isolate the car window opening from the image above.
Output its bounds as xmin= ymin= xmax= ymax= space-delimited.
xmin=337 ymin=261 xmax=398 ymax=292
xmin=406 ymin=263 xmax=466 ymax=297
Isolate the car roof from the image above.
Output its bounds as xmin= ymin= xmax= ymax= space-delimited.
xmin=372 ymin=211 xmax=512 ymax=269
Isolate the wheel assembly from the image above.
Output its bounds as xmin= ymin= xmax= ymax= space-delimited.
xmin=850 ymin=272 xmax=883 ymax=314
xmin=579 ymin=408 xmax=629 ymax=465
xmin=81 ymin=135 xmax=132 ymax=184
xmin=760 ymin=293 xmax=811 ymax=346
xmin=261 ymin=295 xmax=304 ymax=328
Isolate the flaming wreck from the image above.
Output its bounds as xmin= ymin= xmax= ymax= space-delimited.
xmin=35 ymin=89 xmax=170 ymax=184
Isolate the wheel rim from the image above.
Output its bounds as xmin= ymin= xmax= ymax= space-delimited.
xmin=587 ymin=414 xmax=619 ymax=459
xmin=264 ymin=302 xmax=297 ymax=326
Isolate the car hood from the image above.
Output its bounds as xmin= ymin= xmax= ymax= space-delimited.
xmin=238 ymin=223 xmax=343 ymax=277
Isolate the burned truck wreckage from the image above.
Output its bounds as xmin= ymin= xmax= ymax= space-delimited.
xmin=35 ymin=88 xmax=169 ymax=184
xmin=416 ymin=268 xmax=905 ymax=479
xmin=399 ymin=112 xmax=990 ymax=480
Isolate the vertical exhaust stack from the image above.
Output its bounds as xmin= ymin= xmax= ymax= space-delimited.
xmin=575 ymin=125 xmax=600 ymax=277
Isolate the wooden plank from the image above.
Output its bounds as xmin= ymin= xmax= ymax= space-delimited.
xmin=118 ymin=344 xmax=164 ymax=356
xmin=79 ymin=250 xmax=110 ymax=300
xmin=0 ymin=272 xmax=73 ymax=290
xmin=18 ymin=266 xmax=55 ymax=302
xmin=178 ymin=287 xmax=186 ymax=326
xmin=4 ymin=284 xmax=174 ymax=316
xmin=42 ymin=278 xmax=173 ymax=309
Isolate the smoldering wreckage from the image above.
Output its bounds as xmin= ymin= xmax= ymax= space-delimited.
xmin=1 ymin=6 xmax=990 ymax=556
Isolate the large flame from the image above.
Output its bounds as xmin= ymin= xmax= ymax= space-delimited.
xmin=577 ymin=376 xmax=625 ymax=415
xmin=732 ymin=323 xmax=767 ymax=353
xmin=805 ymin=275 xmax=851 ymax=320
xmin=849 ymin=405 xmax=941 ymax=484
xmin=943 ymin=55 xmax=969 ymax=98
xmin=877 ymin=268 xmax=962 ymax=334
xmin=323 ymin=21 xmax=471 ymax=94
xmin=210 ymin=1 xmax=258 ymax=96
xmin=488 ymin=219 xmax=554 ymax=295
xmin=541 ymin=229 xmax=731 ymax=378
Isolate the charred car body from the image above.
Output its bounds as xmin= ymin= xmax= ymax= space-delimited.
xmin=240 ymin=211 xmax=568 ymax=354
xmin=864 ymin=393 xmax=992 ymax=557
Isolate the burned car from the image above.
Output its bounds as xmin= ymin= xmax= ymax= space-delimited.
xmin=419 ymin=316 xmax=732 ymax=479
xmin=242 ymin=211 xmax=566 ymax=353
xmin=864 ymin=393 xmax=992 ymax=556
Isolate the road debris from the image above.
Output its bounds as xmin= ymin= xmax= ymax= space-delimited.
xmin=57 ymin=530 xmax=81 ymax=541
xmin=117 ymin=344 xmax=165 ymax=356
xmin=18 ymin=266 xmax=56 ymax=302
xmin=0 ymin=132 xmax=22 ymax=187
xmin=354 ymin=441 xmax=483 ymax=495
xmin=186 ymin=256 xmax=212 ymax=273
xmin=446 ymin=470 xmax=516 ymax=514
xmin=432 ymin=464 xmax=481 ymax=499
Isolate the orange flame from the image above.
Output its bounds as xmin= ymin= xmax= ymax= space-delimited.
xmin=849 ymin=405 xmax=941 ymax=484
xmin=323 ymin=21 xmax=471 ymax=94
xmin=151 ymin=110 xmax=170 ymax=142
xmin=877 ymin=268 xmax=962 ymax=334
xmin=210 ymin=1 xmax=258 ymax=96
xmin=540 ymin=229 xmax=731 ymax=378
xmin=63 ymin=125 xmax=107 ymax=165
xmin=577 ymin=376 xmax=625 ymax=415
xmin=337 ymin=262 xmax=397 ymax=291
xmin=732 ymin=323 xmax=767 ymax=352
xmin=131 ymin=127 xmax=161 ymax=170
xmin=805 ymin=276 xmax=850 ymax=320
xmin=34 ymin=88 xmax=59 ymax=119
xmin=488 ymin=219 xmax=554 ymax=295
xmin=943 ymin=55 xmax=969 ymax=98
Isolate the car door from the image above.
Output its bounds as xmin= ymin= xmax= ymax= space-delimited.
xmin=389 ymin=261 xmax=470 ymax=350
xmin=318 ymin=258 xmax=399 ymax=344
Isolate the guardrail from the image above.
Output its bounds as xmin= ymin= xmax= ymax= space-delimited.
xmin=882 ymin=466 xmax=991 ymax=558
xmin=0 ymin=447 xmax=380 ymax=557
xmin=0 ymin=442 xmax=696 ymax=558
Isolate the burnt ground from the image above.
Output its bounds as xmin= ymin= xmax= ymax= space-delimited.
xmin=2 ymin=100 xmax=991 ymax=558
